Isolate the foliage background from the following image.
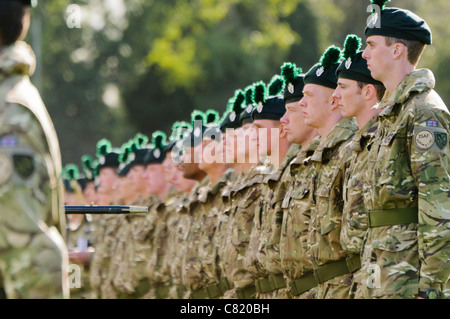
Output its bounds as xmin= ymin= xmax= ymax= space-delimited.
xmin=25 ymin=0 xmax=449 ymax=166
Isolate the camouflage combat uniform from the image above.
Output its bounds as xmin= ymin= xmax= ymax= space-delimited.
xmin=164 ymin=191 xmax=192 ymax=299
xmin=215 ymin=169 xmax=241 ymax=298
xmin=280 ymin=137 xmax=320 ymax=299
xmin=356 ymin=69 xmax=450 ymax=299
xmin=182 ymin=176 xmax=211 ymax=298
xmin=116 ymin=195 xmax=160 ymax=299
xmin=340 ymin=116 xmax=379 ymax=299
xmin=0 ymin=41 xmax=69 ymax=299
xmin=196 ymin=169 xmax=236 ymax=299
xmin=253 ymin=144 xmax=300 ymax=299
xmin=220 ymin=164 xmax=268 ymax=299
xmin=307 ymin=118 xmax=358 ymax=299
xmin=145 ymin=189 xmax=180 ymax=299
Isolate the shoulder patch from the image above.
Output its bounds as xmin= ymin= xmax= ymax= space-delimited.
xmin=414 ymin=126 xmax=447 ymax=153
xmin=414 ymin=129 xmax=434 ymax=150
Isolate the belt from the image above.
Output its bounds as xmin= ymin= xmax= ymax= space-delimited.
xmin=117 ymin=278 xmax=152 ymax=299
xmin=155 ymin=283 xmax=170 ymax=299
xmin=255 ymin=273 xmax=286 ymax=293
xmin=235 ymin=284 xmax=256 ymax=299
xmin=190 ymin=286 xmax=208 ymax=299
xmin=289 ymin=254 xmax=361 ymax=296
xmin=368 ymin=207 xmax=418 ymax=228
xmin=190 ymin=277 xmax=233 ymax=299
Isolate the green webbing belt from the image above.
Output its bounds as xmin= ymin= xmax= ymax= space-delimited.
xmin=155 ymin=283 xmax=170 ymax=299
xmin=236 ymin=284 xmax=256 ymax=299
xmin=255 ymin=273 xmax=286 ymax=293
xmin=289 ymin=254 xmax=361 ymax=296
xmin=368 ymin=207 xmax=418 ymax=228
xmin=190 ymin=286 xmax=208 ymax=299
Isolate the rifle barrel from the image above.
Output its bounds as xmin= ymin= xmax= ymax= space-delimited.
xmin=65 ymin=205 xmax=148 ymax=214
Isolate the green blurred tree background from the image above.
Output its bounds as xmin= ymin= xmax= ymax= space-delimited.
xmin=25 ymin=0 xmax=449 ymax=167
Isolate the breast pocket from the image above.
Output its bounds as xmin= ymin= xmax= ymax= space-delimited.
xmin=231 ymin=188 xmax=260 ymax=245
xmin=315 ymin=171 xmax=342 ymax=236
xmin=285 ymin=179 xmax=313 ymax=238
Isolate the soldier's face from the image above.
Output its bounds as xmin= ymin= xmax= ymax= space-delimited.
xmin=253 ymin=119 xmax=280 ymax=158
xmin=143 ymin=164 xmax=166 ymax=194
xmin=235 ymin=123 xmax=258 ymax=163
xmin=334 ymin=78 xmax=366 ymax=119
xmin=98 ymin=167 xmax=119 ymax=194
xmin=117 ymin=176 xmax=135 ymax=203
xmin=281 ymin=100 xmax=315 ymax=145
xmin=162 ymin=155 xmax=176 ymax=184
xmin=128 ymin=165 xmax=147 ymax=194
xmin=299 ymin=84 xmax=335 ymax=130
xmin=223 ymin=129 xmax=238 ymax=165
xmin=83 ymin=182 xmax=97 ymax=205
xmin=362 ymin=35 xmax=393 ymax=82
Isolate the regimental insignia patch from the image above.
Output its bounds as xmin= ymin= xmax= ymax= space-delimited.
xmin=414 ymin=126 xmax=448 ymax=154
xmin=13 ymin=154 xmax=34 ymax=179
xmin=435 ymin=132 xmax=447 ymax=150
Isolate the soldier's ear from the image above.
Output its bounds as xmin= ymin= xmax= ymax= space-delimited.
xmin=392 ymin=42 xmax=407 ymax=61
xmin=363 ymin=84 xmax=377 ymax=101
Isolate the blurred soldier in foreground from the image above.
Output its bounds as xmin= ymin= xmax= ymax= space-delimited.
xmin=0 ymin=0 xmax=69 ymax=298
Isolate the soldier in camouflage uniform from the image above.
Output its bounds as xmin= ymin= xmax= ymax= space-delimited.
xmin=253 ymin=63 xmax=309 ymax=299
xmin=141 ymin=132 xmax=175 ymax=299
xmin=88 ymin=140 xmax=121 ymax=298
xmin=278 ymin=64 xmax=320 ymax=298
xmin=63 ymin=164 xmax=95 ymax=299
xmin=332 ymin=34 xmax=385 ymax=298
xmin=180 ymin=110 xmax=213 ymax=299
xmin=0 ymin=0 xmax=69 ymax=299
xmin=190 ymin=119 xmax=235 ymax=299
xmin=301 ymin=46 xmax=359 ymax=299
xmin=356 ymin=1 xmax=450 ymax=299
xmin=244 ymin=77 xmax=293 ymax=299
xmin=218 ymin=85 xmax=262 ymax=299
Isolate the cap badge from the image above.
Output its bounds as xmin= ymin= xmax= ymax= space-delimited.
xmin=288 ymin=83 xmax=295 ymax=94
xmin=316 ymin=66 xmax=324 ymax=77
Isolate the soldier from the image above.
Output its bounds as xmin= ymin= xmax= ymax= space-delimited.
xmin=180 ymin=110 xmax=212 ymax=299
xmin=219 ymin=83 xmax=267 ymax=299
xmin=243 ymin=76 xmax=294 ymax=299
xmin=189 ymin=112 xmax=235 ymax=299
xmin=162 ymin=123 xmax=198 ymax=298
xmin=357 ymin=0 xmax=450 ymax=299
xmin=301 ymin=45 xmax=359 ymax=299
xmin=63 ymin=164 xmax=94 ymax=299
xmin=332 ymin=34 xmax=385 ymax=298
xmin=88 ymin=139 xmax=121 ymax=298
xmin=0 ymin=0 xmax=69 ymax=299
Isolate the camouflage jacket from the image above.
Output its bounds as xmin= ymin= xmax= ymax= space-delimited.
xmin=253 ymin=144 xmax=301 ymax=276
xmin=358 ymin=69 xmax=450 ymax=298
xmin=197 ymin=169 xmax=236 ymax=286
xmin=182 ymin=176 xmax=211 ymax=294
xmin=341 ymin=116 xmax=379 ymax=255
xmin=307 ymin=118 xmax=358 ymax=267
xmin=220 ymin=164 xmax=268 ymax=290
xmin=280 ymin=136 xmax=321 ymax=280
xmin=0 ymin=42 xmax=69 ymax=298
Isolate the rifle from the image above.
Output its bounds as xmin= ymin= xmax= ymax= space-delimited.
xmin=65 ymin=205 xmax=148 ymax=214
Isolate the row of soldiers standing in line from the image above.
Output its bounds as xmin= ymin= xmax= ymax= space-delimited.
xmin=63 ymin=2 xmax=450 ymax=299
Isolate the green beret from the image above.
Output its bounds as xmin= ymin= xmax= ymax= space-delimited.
xmin=365 ymin=0 xmax=432 ymax=45
xmin=183 ymin=110 xmax=207 ymax=148
xmin=336 ymin=34 xmax=383 ymax=85
xmin=251 ymin=76 xmax=286 ymax=121
xmin=304 ymin=46 xmax=342 ymax=89
xmin=81 ymin=154 xmax=96 ymax=182
xmin=96 ymin=138 xmax=120 ymax=170
xmin=239 ymin=85 xmax=255 ymax=125
xmin=145 ymin=131 xmax=167 ymax=165
xmin=281 ymin=62 xmax=305 ymax=104
xmin=220 ymin=90 xmax=245 ymax=132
